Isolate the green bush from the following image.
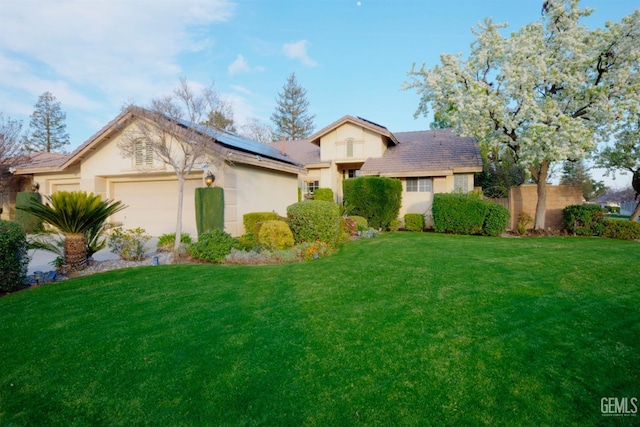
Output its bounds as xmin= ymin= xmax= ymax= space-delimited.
xmin=404 ymin=213 xmax=425 ymax=232
xmin=313 ymin=188 xmax=334 ymax=202
xmin=195 ymin=187 xmax=224 ymax=237
xmin=108 ymin=228 xmax=151 ymax=261
xmin=287 ymin=201 xmax=340 ymax=245
xmin=0 ymin=220 xmax=29 ymax=292
xmin=188 ymin=230 xmax=242 ymax=263
xmin=243 ymin=212 xmax=280 ymax=238
xmin=601 ymin=219 xmax=640 ymax=240
xmin=157 ymin=232 xmax=192 ymax=251
xmin=349 ymin=215 xmax=368 ymax=231
xmin=15 ymin=192 xmax=43 ymax=233
xmin=258 ymin=220 xmax=294 ymax=250
xmin=340 ymin=217 xmax=358 ymax=242
xmin=563 ymin=205 xmax=605 ymax=236
xmin=343 ymin=176 xmax=402 ymax=230
xmin=432 ymin=193 xmax=488 ymax=235
xmin=483 ymin=203 xmax=510 ymax=237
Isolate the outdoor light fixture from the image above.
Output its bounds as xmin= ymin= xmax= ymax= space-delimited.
xmin=31 ymin=182 xmax=40 ymax=192
xmin=204 ymin=172 xmax=215 ymax=187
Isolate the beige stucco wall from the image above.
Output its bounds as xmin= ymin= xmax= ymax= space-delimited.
xmin=320 ymin=123 xmax=387 ymax=162
xmin=509 ymin=184 xmax=583 ymax=230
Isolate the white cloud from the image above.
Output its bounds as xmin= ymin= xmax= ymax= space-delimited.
xmin=228 ymin=54 xmax=250 ymax=75
xmin=281 ymin=40 xmax=318 ymax=67
xmin=0 ymin=0 xmax=235 ymax=113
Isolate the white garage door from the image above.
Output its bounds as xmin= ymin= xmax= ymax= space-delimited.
xmin=112 ymin=179 xmax=200 ymax=236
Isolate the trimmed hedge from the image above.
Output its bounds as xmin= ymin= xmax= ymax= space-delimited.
xmin=287 ymin=201 xmax=340 ymax=245
xmin=404 ymin=213 xmax=425 ymax=232
xmin=188 ymin=230 xmax=242 ymax=263
xmin=195 ymin=187 xmax=224 ymax=237
xmin=258 ymin=220 xmax=294 ymax=250
xmin=563 ymin=204 xmax=605 ymax=236
xmin=601 ymin=219 xmax=640 ymax=240
xmin=15 ymin=192 xmax=43 ymax=233
xmin=343 ymin=176 xmax=402 ymax=230
xmin=483 ymin=203 xmax=510 ymax=237
xmin=243 ymin=212 xmax=280 ymax=238
xmin=0 ymin=220 xmax=29 ymax=292
xmin=313 ymin=188 xmax=334 ymax=202
xmin=433 ymin=193 xmax=487 ymax=235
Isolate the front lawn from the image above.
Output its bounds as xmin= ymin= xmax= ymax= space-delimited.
xmin=1 ymin=233 xmax=638 ymax=426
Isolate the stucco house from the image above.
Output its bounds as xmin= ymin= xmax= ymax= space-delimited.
xmin=274 ymin=115 xmax=482 ymax=226
xmin=12 ymin=109 xmax=304 ymax=236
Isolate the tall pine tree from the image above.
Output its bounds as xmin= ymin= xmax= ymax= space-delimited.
xmin=271 ymin=72 xmax=315 ymax=140
xmin=26 ymin=92 xmax=70 ymax=153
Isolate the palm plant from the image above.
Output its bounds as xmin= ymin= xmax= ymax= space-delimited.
xmin=18 ymin=191 xmax=126 ymax=272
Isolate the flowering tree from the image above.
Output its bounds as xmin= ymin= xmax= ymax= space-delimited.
xmin=405 ymin=0 xmax=640 ymax=229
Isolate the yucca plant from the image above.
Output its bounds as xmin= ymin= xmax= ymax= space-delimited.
xmin=18 ymin=191 xmax=126 ymax=272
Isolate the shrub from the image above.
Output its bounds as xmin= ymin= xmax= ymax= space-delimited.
xmin=258 ymin=220 xmax=294 ymax=250
xmin=313 ymin=188 xmax=334 ymax=202
xmin=0 ymin=220 xmax=29 ymax=292
xmin=483 ymin=203 xmax=510 ymax=237
xmin=343 ymin=176 xmax=402 ymax=230
xmin=517 ymin=213 xmax=532 ymax=235
xmin=243 ymin=212 xmax=280 ymax=238
xmin=15 ymin=192 xmax=43 ymax=233
xmin=432 ymin=193 xmax=488 ymax=235
xmin=404 ymin=213 xmax=425 ymax=232
xmin=340 ymin=217 xmax=358 ymax=242
xmin=108 ymin=228 xmax=151 ymax=261
xmin=157 ymin=233 xmax=192 ymax=252
xmin=188 ymin=230 xmax=242 ymax=263
xmin=601 ymin=219 xmax=640 ymax=240
xmin=349 ymin=215 xmax=368 ymax=231
xmin=296 ymin=240 xmax=334 ymax=261
xmin=563 ymin=205 xmax=605 ymax=236
xmin=287 ymin=201 xmax=340 ymax=245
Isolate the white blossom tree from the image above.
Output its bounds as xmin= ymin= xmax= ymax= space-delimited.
xmin=405 ymin=0 xmax=640 ymax=229
xmin=119 ymin=78 xmax=224 ymax=251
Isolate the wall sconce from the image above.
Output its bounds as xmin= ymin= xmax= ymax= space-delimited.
xmin=204 ymin=172 xmax=215 ymax=187
xmin=31 ymin=182 xmax=40 ymax=192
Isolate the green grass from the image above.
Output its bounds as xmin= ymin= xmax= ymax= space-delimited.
xmin=1 ymin=233 xmax=639 ymax=426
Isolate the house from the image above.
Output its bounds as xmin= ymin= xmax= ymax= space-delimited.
xmin=12 ymin=108 xmax=305 ymax=236
xmin=273 ymin=115 xmax=482 ymax=226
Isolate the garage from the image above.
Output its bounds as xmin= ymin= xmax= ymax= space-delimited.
xmin=111 ymin=178 xmax=201 ymax=237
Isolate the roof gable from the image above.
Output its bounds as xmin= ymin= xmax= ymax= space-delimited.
xmin=307 ymin=115 xmax=399 ymax=147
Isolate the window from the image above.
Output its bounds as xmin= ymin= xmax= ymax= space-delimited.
xmin=406 ymin=177 xmax=432 ymax=192
xmin=134 ymin=140 xmax=153 ymax=167
xmin=346 ymin=139 xmax=354 ymax=158
xmin=454 ymin=174 xmax=469 ymax=193
xmin=304 ymin=180 xmax=319 ymax=194
xmin=348 ymin=169 xmax=360 ymax=178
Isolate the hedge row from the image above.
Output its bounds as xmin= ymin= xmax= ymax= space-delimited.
xmin=432 ymin=193 xmax=509 ymax=237
xmin=0 ymin=220 xmax=29 ymax=292
xmin=563 ymin=204 xmax=640 ymax=240
xmin=343 ymin=176 xmax=402 ymax=230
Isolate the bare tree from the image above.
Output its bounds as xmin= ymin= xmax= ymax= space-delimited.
xmin=240 ymin=117 xmax=274 ymax=144
xmin=119 ymin=78 xmax=224 ymax=251
xmin=0 ymin=113 xmax=26 ymax=206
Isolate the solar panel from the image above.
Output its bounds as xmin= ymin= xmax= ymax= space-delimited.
xmin=356 ymin=116 xmax=388 ymax=130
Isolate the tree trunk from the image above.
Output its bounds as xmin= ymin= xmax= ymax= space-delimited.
xmin=630 ymin=200 xmax=640 ymax=222
xmin=65 ymin=233 xmax=87 ymax=272
xmin=174 ymin=174 xmax=185 ymax=252
xmin=530 ymin=161 xmax=550 ymax=230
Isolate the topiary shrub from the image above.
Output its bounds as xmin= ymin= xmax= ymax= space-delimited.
xmin=349 ymin=215 xmax=368 ymax=231
xmin=108 ymin=227 xmax=151 ymax=261
xmin=188 ymin=230 xmax=242 ymax=263
xmin=258 ymin=220 xmax=294 ymax=250
xmin=0 ymin=220 xmax=29 ymax=292
xmin=563 ymin=204 xmax=605 ymax=236
xmin=404 ymin=213 xmax=425 ymax=232
xmin=287 ymin=200 xmax=340 ymax=245
xmin=432 ymin=193 xmax=488 ymax=235
xmin=482 ymin=202 xmax=510 ymax=237
xmin=601 ymin=219 xmax=640 ymax=240
xmin=15 ymin=192 xmax=43 ymax=233
xmin=243 ymin=212 xmax=280 ymax=238
xmin=343 ymin=176 xmax=402 ymax=230
xmin=157 ymin=232 xmax=192 ymax=252
xmin=313 ymin=188 xmax=334 ymax=202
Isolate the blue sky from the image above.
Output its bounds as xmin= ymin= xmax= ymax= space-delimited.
xmin=0 ymin=0 xmax=637 ymax=185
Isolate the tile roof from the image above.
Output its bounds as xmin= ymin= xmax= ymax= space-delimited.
xmin=307 ymin=115 xmax=399 ymax=146
xmin=268 ymin=139 xmax=322 ymax=165
xmin=14 ymin=152 xmax=70 ymax=170
xmin=360 ymin=129 xmax=482 ymax=175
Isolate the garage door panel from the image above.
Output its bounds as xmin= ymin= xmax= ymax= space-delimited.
xmin=112 ymin=179 xmax=199 ymax=236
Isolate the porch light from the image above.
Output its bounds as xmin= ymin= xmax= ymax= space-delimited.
xmin=31 ymin=182 xmax=40 ymax=192
xmin=204 ymin=172 xmax=215 ymax=187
